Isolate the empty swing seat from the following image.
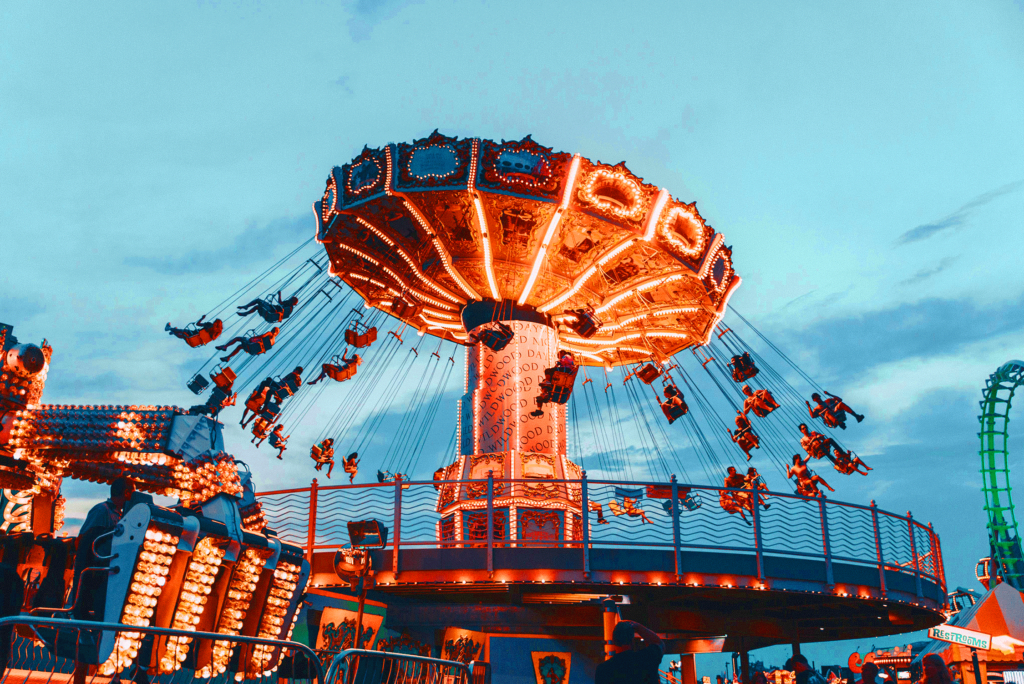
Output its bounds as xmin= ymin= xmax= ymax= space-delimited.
xmin=478 ymin=324 xmax=514 ymax=352
xmin=345 ymin=325 xmax=378 ymax=348
xmin=636 ymin=363 xmax=662 ymax=384
xmin=187 ymin=373 xmax=210 ymax=395
xmin=567 ymin=309 xmax=601 ymax=338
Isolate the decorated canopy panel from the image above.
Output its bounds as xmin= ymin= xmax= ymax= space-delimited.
xmin=317 ymin=131 xmax=741 ymax=366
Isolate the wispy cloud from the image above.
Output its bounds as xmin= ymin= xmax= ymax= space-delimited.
xmin=346 ymin=0 xmax=423 ymax=41
xmin=129 ymin=215 xmax=310 ymax=275
xmin=896 ymin=179 xmax=1024 ymax=245
xmin=899 ymin=256 xmax=959 ymax=286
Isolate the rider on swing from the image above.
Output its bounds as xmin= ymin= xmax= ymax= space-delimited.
xmin=806 ymin=391 xmax=865 ymax=429
xmin=308 ymin=352 xmax=362 ymax=385
xmin=311 ymin=438 xmax=335 ymax=478
xmin=659 ymin=384 xmax=688 ymax=423
xmin=267 ymin=425 xmax=289 ymax=460
xmin=342 ymin=452 xmax=360 ymax=484
xmin=832 ymin=449 xmax=873 ymax=476
xmin=787 ymin=453 xmax=835 ymax=497
xmin=798 ymin=423 xmax=844 ymax=460
xmin=166 ymin=315 xmax=224 ymax=344
xmin=728 ymin=411 xmax=761 ymax=460
xmin=530 ymin=351 xmax=576 ymax=417
xmin=741 ymin=384 xmax=779 ymax=418
xmin=720 ymin=466 xmax=753 ymax=522
xmin=216 ymin=327 xmax=280 ymax=363
xmin=237 ymin=291 xmax=299 ymax=323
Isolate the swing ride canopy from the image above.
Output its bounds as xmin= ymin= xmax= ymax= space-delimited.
xmin=315 ymin=131 xmax=740 ymax=366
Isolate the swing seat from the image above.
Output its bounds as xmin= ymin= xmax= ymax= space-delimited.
xmin=259 ymin=402 xmax=281 ymax=421
xmin=326 ymin=363 xmax=357 ymax=382
xmin=546 ymin=366 xmax=579 ymax=404
xmin=345 ymin=326 xmax=378 ymax=348
xmin=275 ymin=373 xmax=302 ymax=397
xmin=661 ymin=400 xmax=689 ymax=423
xmin=252 ymin=418 xmax=271 ymax=439
xmin=567 ymin=309 xmax=601 ymax=338
xmin=211 ymin=366 xmax=236 ymax=391
xmin=477 ymin=325 xmax=514 ymax=352
xmin=660 ymin=491 xmax=702 ymax=512
xmin=729 ymin=354 xmax=760 ymax=382
xmin=182 ymin=319 xmax=224 ymax=347
xmin=392 ymin=298 xmax=422 ymax=319
xmin=636 ymin=363 xmax=662 ymax=384
xmin=187 ymin=373 xmax=210 ymax=395
xmin=735 ymin=432 xmax=759 ymax=451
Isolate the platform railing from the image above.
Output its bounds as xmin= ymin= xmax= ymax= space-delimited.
xmin=0 ymin=615 xmax=323 ymax=684
xmin=257 ymin=475 xmax=945 ymax=596
xmin=324 ymin=648 xmax=489 ymax=684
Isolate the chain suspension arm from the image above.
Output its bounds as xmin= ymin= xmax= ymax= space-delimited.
xmin=980 ymin=360 xmax=1024 ymax=589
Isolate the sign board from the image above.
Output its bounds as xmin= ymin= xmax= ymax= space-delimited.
xmin=928 ymin=624 xmax=992 ymax=650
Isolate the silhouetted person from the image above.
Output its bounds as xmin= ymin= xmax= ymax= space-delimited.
xmin=922 ymin=655 xmax=953 ymax=684
xmin=858 ymin=662 xmax=880 ymax=684
xmin=595 ymin=619 xmax=664 ymax=684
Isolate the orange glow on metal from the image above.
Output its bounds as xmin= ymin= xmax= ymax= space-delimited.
xmin=517 ymin=154 xmax=581 ymax=306
xmin=642 ymin=188 xmax=670 ymax=241
xmin=473 ymin=194 xmax=502 ymax=300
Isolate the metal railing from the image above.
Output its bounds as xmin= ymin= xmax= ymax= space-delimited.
xmin=0 ymin=615 xmax=324 ymax=684
xmin=258 ymin=475 xmax=945 ymax=596
xmin=324 ymin=649 xmax=489 ymax=684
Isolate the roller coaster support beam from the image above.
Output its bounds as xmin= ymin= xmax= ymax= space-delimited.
xmin=979 ymin=361 xmax=1024 ymax=589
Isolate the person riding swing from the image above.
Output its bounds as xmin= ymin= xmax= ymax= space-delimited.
xmin=215 ymin=327 xmax=280 ymax=363
xmin=237 ymin=291 xmax=299 ymax=323
xmin=165 ymin=315 xmax=224 ymax=347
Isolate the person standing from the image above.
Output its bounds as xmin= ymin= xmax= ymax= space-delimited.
xmin=786 ymin=655 xmax=827 ymax=684
xmin=595 ymin=619 xmax=665 ymax=684
xmin=923 ymin=655 xmax=953 ymax=684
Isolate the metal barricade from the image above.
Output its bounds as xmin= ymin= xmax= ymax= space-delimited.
xmin=0 ymin=615 xmax=324 ymax=684
xmin=324 ymin=649 xmax=490 ymax=684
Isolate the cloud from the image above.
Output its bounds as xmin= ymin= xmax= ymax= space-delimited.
xmin=896 ymin=179 xmax=1024 ymax=245
xmin=779 ymin=293 xmax=1024 ymax=383
xmin=346 ymin=0 xmax=424 ymax=41
xmin=899 ymin=256 xmax=959 ymax=286
xmin=334 ymin=75 xmax=354 ymax=95
xmin=129 ymin=214 xmax=311 ymax=275
xmin=0 ymin=295 xmax=46 ymax=326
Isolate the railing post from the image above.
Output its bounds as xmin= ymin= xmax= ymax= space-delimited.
xmin=486 ymin=470 xmax=494 ymax=577
xmin=931 ymin=522 xmax=946 ymax=593
xmin=393 ymin=474 xmax=402 ymax=577
xmin=908 ymin=511 xmax=923 ymax=597
xmin=750 ymin=481 xmax=763 ymax=581
xmin=871 ymin=500 xmax=887 ymax=596
xmin=671 ymin=475 xmax=681 ymax=581
xmin=581 ymin=471 xmax=590 ymax=578
xmin=307 ymin=478 xmax=318 ymax=563
xmin=819 ymin=498 xmax=834 ymax=587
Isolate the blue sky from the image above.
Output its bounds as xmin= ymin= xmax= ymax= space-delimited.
xmin=2 ymin=0 xmax=1023 ymax=673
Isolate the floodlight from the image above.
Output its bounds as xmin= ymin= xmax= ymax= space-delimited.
xmin=347 ymin=519 xmax=388 ymax=549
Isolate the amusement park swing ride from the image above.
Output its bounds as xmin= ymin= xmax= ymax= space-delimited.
xmin=0 ymin=131 xmax=959 ymax=681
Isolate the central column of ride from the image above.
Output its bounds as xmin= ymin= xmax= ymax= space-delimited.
xmin=434 ymin=302 xmax=583 ymax=547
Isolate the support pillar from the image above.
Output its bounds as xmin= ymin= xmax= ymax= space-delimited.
xmin=680 ymin=653 xmax=697 ymax=684
xmin=602 ymin=598 xmax=619 ymax=660
xmin=792 ymin=642 xmax=801 ymax=658
xmin=740 ymin=649 xmax=750 ymax=684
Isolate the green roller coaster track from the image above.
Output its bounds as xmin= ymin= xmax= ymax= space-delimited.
xmin=980 ymin=360 xmax=1024 ymax=589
